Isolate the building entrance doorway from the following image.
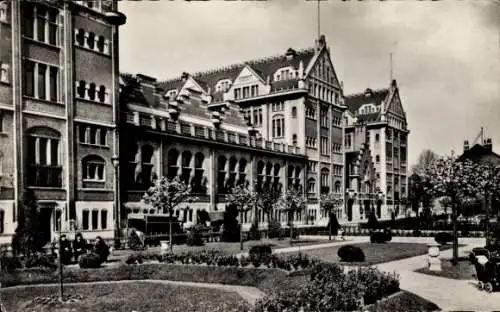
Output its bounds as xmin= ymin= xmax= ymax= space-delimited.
xmin=377 ymin=200 xmax=382 ymax=218
xmin=347 ymin=199 xmax=354 ymax=221
xmin=39 ymin=207 xmax=53 ymax=247
xmin=363 ymin=200 xmax=371 ymax=217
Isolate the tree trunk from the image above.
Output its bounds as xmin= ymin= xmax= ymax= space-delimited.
xmin=240 ymin=211 xmax=244 ymax=251
xmin=452 ymin=202 xmax=458 ymax=265
xmin=58 ymin=226 xmax=63 ymax=301
xmin=169 ymin=217 xmax=173 ymax=253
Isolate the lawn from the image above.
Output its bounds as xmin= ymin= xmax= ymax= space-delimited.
xmin=415 ymin=258 xmax=476 ymax=280
xmin=366 ymin=290 xmax=440 ymax=312
xmin=283 ymin=242 xmax=453 ymax=265
xmin=0 ymin=282 xmax=250 ymax=312
xmin=112 ymin=238 xmax=327 ymax=260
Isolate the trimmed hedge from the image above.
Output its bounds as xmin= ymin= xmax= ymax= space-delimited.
xmin=0 ymin=253 xmax=57 ymax=272
xmin=78 ymin=253 xmax=101 ymax=269
xmin=338 ymin=245 xmax=365 ymax=262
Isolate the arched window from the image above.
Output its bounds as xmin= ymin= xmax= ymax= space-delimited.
xmin=320 ymin=168 xmax=330 ymax=194
xmin=88 ymin=83 xmax=96 ymax=101
xmin=76 ymin=80 xmax=86 ymax=98
xmin=272 ymin=164 xmax=281 ymax=190
xmin=307 ymin=178 xmax=315 ymax=193
xmin=387 ymin=185 xmax=392 ymax=196
xmin=97 ymin=85 xmax=106 ymax=103
xmin=291 ymin=107 xmax=297 ymax=118
xmin=292 ymin=134 xmax=297 ymax=145
xmin=256 ymin=161 xmax=265 ymax=191
xmin=181 ymin=151 xmax=192 ymax=185
xmin=26 ymin=127 xmax=62 ymax=187
xmin=140 ymin=145 xmax=155 ymax=188
xmin=272 ymin=115 xmax=285 ymax=138
xmin=87 ymin=32 xmax=95 ymax=49
xmin=82 ymin=155 xmax=105 ymax=182
xmin=97 ymin=36 xmax=105 ymax=52
xmin=217 ymin=156 xmax=227 ymax=194
xmin=238 ymin=158 xmax=247 ymax=186
xmin=334 ymin=181 xmax=341 ymax=193
xmin=167 ymin=149 xmax=179 ymax=180
xmin=226 ymin=157 xmax=237 ymax=190
xmin=294 ymin=166 xmax=302 ymax=191
xmin=287 ymin=165 xmax=294 ymax=189
xmin=264 ymin=162 xmax=273 ymax=190
xmin=75 ymin=29 xmax=85 ymax=46
xmin=193 ymin=152 xmax=205 ymax=193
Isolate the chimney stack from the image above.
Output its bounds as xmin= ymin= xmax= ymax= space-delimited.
xmin=181 ymin=72 xmax=189 ymax=82
xmin=464 ymin=140 xmax=469 ymax=152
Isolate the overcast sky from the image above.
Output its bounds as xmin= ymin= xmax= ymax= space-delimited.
xmin=118 ymin=0 xmax=500 ymax=167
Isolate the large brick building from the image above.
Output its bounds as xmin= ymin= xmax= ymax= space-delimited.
xmin=118 ymin=35 xmax=347 ymax=231
xmin=0 ymin=0 xmax=125 ymax=245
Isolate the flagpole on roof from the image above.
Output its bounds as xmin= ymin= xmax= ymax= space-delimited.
xmin=317 ymin=0 xmax=321 ymax=40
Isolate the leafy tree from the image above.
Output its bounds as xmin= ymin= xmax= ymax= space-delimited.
xmin=320 ymin=193 xmax=343 ymax=240
xmin=143 ymin=176 xmax=195 ymax=252
xmin=255 ymin=183 xmax=282 ymax=229
xmin=12 ymin=189 xmax=45 ymax=256
xmin=408 ymin=173 xmax=435 ymax=218
xmin=226 ymin=185 xmax=257 ymax=250
xmin=412 ymin=149 xmax=440 ymax=175
xmin=277 ymin=188 xmax=306 ymax=245
xmin=425 ymin=153 xmax=499 ymax=264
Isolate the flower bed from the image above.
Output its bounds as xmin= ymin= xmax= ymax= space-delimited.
xmin=255 ymin=263 xmax=400 ymax=311
xmin=124 ymin=250 xmax=320 ymax=272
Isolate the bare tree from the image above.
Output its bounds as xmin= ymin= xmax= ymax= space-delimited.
xmin=412 ymin=149 xmax=440 ymax=175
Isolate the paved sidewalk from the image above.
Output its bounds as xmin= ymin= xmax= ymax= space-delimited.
xmin=4 ymin=279 xmax=265 ymax=306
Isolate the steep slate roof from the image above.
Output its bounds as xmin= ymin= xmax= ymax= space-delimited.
xmin=158 ymin=48 xmax=316 ymax=96
xmin=344 ymin=88 xmax=389 ymax=114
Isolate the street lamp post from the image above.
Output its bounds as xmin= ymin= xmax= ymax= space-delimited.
xmin=112 ymin=155 xmax=121 ymax=249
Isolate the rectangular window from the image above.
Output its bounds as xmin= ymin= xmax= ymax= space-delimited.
xmin=101 ymin=210 xmax=107 ymax=229
xmin=92 ymin=210 xmax=99 ymax=230
xmin=82 ymin=210 xmax=89 ymax=230
xmin=0 ymin=210 xmax=4 ymax=233
xmin=48 ymin=10 xmax=58 ymax=45
xmin=37 ymin=63 xmax=46 ymax=100
xmin=49 ymin=67 xmax=57 ymax=101
xmin=79 ymin=125 xmax=87 ymax=143
xmin=39 ymin=137 xmax=47 ymax=165
xmin=50 ymin=139 xmax=58 ymax=165
xmin=24 ymin=60 xmax=35 ymax=97
xmin=99 ymin=128 xmax=107 ymax=145
xmin=0 ymin=64 xmax=9 ymax=83
xmin=36 ymin=7 xmax=46 ymax=43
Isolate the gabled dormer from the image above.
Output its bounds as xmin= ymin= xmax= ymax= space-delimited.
xmin=226 ymin=65 xmax=269 ymax=101
xmin=274 ymin=66 xmax=297 ymax=81
xmin=215 ymin=79 xmax=232 ymax=93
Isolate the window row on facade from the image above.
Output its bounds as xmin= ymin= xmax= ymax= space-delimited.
xmin=271 ymin=115 xmax=285 ymax=138
xmin=234 ymin=84 xmax=259 ymax=99
xmin=74 ymin=29 xmax=110 ymax=55
xmin=81 ymin=209 xmax=108 ymax=231
xmin=75 ymin=81 xmax=110 ymax=104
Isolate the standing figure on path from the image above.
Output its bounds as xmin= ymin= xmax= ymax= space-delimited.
xmin=93 ymin=236 xmax=110 ymax=263
xmin=59 ymin=235 xmax=73 ymax=265
xmin=72 ymin=232 xmax=88 ymax=261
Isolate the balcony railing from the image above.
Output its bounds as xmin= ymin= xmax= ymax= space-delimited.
xmin=27 ymin=165 xmax=63 ymax=187
xmin=124 ymin=111 xmax=303 ymax=155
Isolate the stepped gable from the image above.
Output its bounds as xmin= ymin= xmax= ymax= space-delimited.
xmin=344 ymin=88 xmax=389 ymax=114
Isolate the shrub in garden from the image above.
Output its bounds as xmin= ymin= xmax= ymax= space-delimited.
xmin=412 ymin=229 xmax=422 ymax=237
xmin=435 ymin=232 xmax=453 ymax=245
xmin=186 ymin=225 xmax=205 ymax=246
xmin=370 ymin=231 xmax=388 ymax=243
xmin=461 ymin=229 xmax=470 ymax=237
xmin=78 ymin=252 xmax=102 ymax=268
xmin=249 ymin=244 xmax=272 ymax=267
xmin=338 ymin=245 xmax=365 ymax=262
